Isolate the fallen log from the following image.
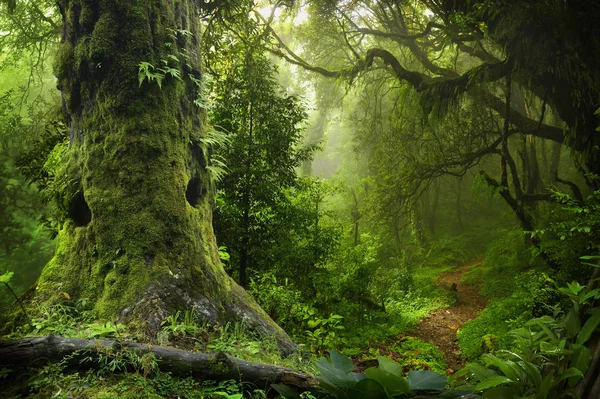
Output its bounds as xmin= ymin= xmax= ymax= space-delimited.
xmin=0 ymin=335 xmax=318 ymax=390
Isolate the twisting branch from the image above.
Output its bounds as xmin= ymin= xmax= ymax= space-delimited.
xmin=554 ymin=173 xmax=585 ymax=203
xmin=480 ymin=171 xmax=536 ymax=233
xmin=504 ymin=148 xmax=524 ymax=201
xmin=259 ymin=13 xmax=566 ymax=144
xmin=337 ymin=19 xmax=361 ymax=60
xmin=351 ymin=21 xmax=445 ymax=40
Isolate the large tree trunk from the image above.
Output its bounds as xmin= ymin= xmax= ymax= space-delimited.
xmin=0 ymin=336 xmax=317 ymax=390
xmin=36 ymin=0 xmax=295 ymax=353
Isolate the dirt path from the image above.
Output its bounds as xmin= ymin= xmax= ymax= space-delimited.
xmin=407 ymin=260 xmax=486 ymax=373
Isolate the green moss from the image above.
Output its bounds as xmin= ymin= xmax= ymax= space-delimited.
xmin=207 ymin=352 xmax=232 ymax=375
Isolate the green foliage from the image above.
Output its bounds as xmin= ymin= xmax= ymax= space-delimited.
xmin=536 ymin=185 xmax=600 ymax=283
xmin=18 ymin=349 xmax=254 ymax=399
xmin=388 ymin=338 xmax=447 ymax=376
xmin=274 ymin=350 xmax=467 ymax=398
xmin=161 ymin=310 xmax=203 ymax=338
xmin=456 ymin=265 xmax=600 ymax=398
xmin=0 ymin=88 xmax=56 ymax=311
xmin=422 ymin=237 xmax=475 ymax=268
xmin=210 ymin=43 xmax=325 ymax=288
xmin=138 ymin=58 xmax=183 ymax=89
xmin=304 ymin=313 xmax=345 ymax=354
xmin=3 ymin=300 xmax=129 ymax=340
xmin=0 ymin=270 xmax=13 ymax=284
xmin=457 ymin=296 xmax=531 ymax=362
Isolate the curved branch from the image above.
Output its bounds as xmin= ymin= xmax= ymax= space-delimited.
xmin=264 ymin=21 xmax=565 ymax=144
xmin=353 ymin=21 xmax=445 ymax=40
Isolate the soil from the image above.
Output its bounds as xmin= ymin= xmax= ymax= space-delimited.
xmin=407 ymin=260 xmax=486 ymax=373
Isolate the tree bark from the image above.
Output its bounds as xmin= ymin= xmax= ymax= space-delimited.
xmin=37 ymin=0 xmax=295 ymax=353
xmin=0 ymin=335 xmax=317 ymax=389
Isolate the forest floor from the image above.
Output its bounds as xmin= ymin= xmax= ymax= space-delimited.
xmin=408 ymin=260 xmax=486 ymax=373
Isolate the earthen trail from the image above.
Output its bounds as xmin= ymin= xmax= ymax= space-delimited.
xmin=408 ymin=260 xmax=486 ymax=373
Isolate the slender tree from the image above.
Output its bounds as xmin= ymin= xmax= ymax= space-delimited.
xmin=211 ymin=44 xmax=313 ymax=287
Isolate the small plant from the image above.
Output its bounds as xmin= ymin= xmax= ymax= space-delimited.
xmin=0 ymin=271 xmax=27 ymax=316
xmin=138 ymin=58 xmax=182 ymax=89
xmin=305 ymin=313 xmax=345 ymax=354
xmin=161 ymin=310 xmax=202 ymax=337
xmin=83 ymin=321 xmax=127 ymax=339
xmin=30 ymin=303 xmax=81 ymax=336
xmin=389 ymin=337 xmax=448 ymax=375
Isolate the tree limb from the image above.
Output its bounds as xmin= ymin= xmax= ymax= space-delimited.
xmin=0 ymin=335 xmax=318 ymax=390
xmin=263 ymin=20 xmax=565 ymax=144
xmin=352 ymin=21 xmax=445 ymax=40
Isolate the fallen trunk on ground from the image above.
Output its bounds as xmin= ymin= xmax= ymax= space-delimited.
xmin=0 ymin=335 xmax=318 ymax=390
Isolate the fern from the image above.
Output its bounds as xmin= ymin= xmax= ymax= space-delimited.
xmin=200 ymin=127 xmax=230 ymax=182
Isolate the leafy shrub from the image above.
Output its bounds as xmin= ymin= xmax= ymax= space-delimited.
xmin=456 ymin=267 xmax=600 ymax=398
xmin=273 ymin=350 xmax=467 ymax=399
xmin=457 ymin=296 xmax=531 ymax=361
xmin=389 ymin=337 xmax=447 ymax=375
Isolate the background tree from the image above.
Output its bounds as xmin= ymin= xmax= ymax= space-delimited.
xmin=210 ymin=44 xmax=314 ymax=287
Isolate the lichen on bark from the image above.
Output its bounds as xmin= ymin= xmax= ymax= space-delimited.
xmin=37 ymin=0 xmax=296 ymax=354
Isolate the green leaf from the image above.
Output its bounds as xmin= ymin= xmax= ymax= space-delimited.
xmin=564 ymin=308 xmax=581 ymax=338
xmin=329 ymin=350 xmax=355 ymax=374
xmin=407 ymin=370 xmax=447 ymax=391
xmin=307 ymin=320 xmax=320 ymax=329
xmin=475 ymin=376 xmax=513 ymax=391
xmin=271 ymin=384 xmax=301 ymax=399
xmin=557 ymin=367 xmax=583 ymax=383
xmin=583 ymin=288 xmax=600 ymax=302
xmin=536 ymin=375 xmax=552 ymax=399
xmin=570 ymin=344 xmax=592 ymax=374
xmin=568 ymin=281 xmax=584 ymax=295
xmin=347 ymin=378 xmax=387 ymax=399
xmin=365 ymin=366 xmax=409 ymax=395
xmin=481 ymin=386 xmax=516 ymax=399
xmin=481 ymin=354 xmax=521 ymax=382
xmin=316 ymin=351 xmax=365 ymax=394
xmin=0 ymin=271 xmax=14 ymax=284
xmin=376 ymin=356 xmax=403 ymax=377
xmin=577 ymin=310 xmax=600 ymax=345
xmin=460 ymin=362 xmax=496 ymax=381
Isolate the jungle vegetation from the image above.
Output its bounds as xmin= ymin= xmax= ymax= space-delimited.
xmin=1 ymin=0 xmax=599 ymax=398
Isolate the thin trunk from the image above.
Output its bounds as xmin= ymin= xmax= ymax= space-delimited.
xmin=456 ymin=177 xmax=464 ymax=229
xmin=428 ymin=180 xmax=440 ymax=237
xmin=550 ymin=142 xmax=563 ymax=180
xmin=526 ymin=137 xmax=541 ymax=196
xmin=351 ymin=190 xmax=360 ymax=246
xmin=239 ymin=100 xmax=254 ymax=288
xmin=239 ymin=197 xmax=250 ymax=288
xmin=500 ymin=74 xmax=511 ymax=188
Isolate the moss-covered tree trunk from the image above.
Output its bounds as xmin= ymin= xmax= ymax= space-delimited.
xmin=37 ymin=0 xmax=295 ymax=353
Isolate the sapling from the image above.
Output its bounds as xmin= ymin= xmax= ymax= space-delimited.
xmin=0 ymin=271 xmax=27 ymax=316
